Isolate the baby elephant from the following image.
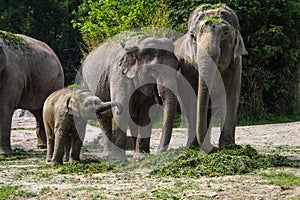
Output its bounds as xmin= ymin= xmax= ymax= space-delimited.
xmin=43 ymin=88 xmax=122 ymax=165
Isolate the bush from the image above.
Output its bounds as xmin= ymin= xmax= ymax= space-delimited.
xmin=72 ymin=0 xmax=173 ymax=54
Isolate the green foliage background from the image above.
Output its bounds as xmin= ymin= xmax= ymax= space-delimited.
xmin=0 ymin=0 xmax=299 ymax=123
xmin=0 ymin=0 xmax=83 ymax=85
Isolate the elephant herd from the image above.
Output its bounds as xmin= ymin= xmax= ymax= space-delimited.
xmin=0 ymin=4 xmax=247 ymax=165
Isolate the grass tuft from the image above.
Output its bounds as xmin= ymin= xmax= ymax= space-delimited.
xmin=0 ymin=149 xmax=44 ymax=162
xmin=0 ymin=185 xmax=37 ymax=200
xmin=262 ymin=172 xmax=300 ymax=190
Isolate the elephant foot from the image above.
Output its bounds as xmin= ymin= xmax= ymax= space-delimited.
xmin=157 ymin=146 xmax=168 ymax=154
xmin=209 ymin=145 xmax=219 ymax=153
xmin=0 ymin=147 xmax=12 ymax=158
xmin=201 ymin=143 xmax=219 ymax=153
xmin=52 ymin=159 xmax=63 ymax=166
xmin=0 ymin=153 xmax=9 ymax=158
xmin=99 ymin=149 xmax=127 ymax=162
xmin=46 ymin=156 xmax=52 ymax=163
xmin=132 ymin=152 xmax=149 ymax=161
xmin=69 ymin=159 xmax=80 ymax=164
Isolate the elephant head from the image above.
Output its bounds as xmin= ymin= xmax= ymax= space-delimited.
xmin=188 ymin=5 xmax=247 ymax=69
xmin=119 ymin=37 xmax=179 ymax=97
xmin=186 ymin=5 xmax=247 ymax=148
xmin=66 ymin=90 xmax=123 ymax=119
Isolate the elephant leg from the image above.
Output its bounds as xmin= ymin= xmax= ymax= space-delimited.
xmin=0 ymin=106 xmax=14 ymax=157
xmin=111 ymin=114 xmax=128 ymax=161
xmin=133 ymin=125 xmax=151 ymax=161
xmin=98 ymin=116 xmax=113 ymax=159
xmin=219 ymin=97 xmax=238 ymax=146
xmin=106 ymin=84 xmax=131 ymax=161
xmin=69 ymin=121 xmax=86 ymax=163
xmin=52 ymin=128 xmax=66 ymax=165
xmin=46 ymin=136 xmax=54 ymax=162
xmin=127 ymin=120 xmax=137 ymax=150
xmin=219 ymin=65 xmax=241 ymax=146
xmin=44 ymin=117 xmax=54 ymax=162
xmin=31 ymin=110 xmax=47 ymax=149
xmin=64 ymin=134 xmax=71 ymax=162
xmin=69 ymin=132 xmax=82 ymax=163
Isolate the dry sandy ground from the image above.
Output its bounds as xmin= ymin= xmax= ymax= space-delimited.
xmin=11 ymin=112 xmax=300 ymax=153
xmin=3 ymin=111 xmax=300 ymax=199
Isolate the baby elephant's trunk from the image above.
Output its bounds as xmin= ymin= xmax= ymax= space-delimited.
xmin=96 ymin=101 xmax=123 ymax=115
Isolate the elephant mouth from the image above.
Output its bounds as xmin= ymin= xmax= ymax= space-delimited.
xmin=138 ymin=84 xmax=155 ymax=97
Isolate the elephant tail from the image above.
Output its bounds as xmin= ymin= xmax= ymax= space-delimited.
xmin=96 ymin=101 xmax=123 ymax=115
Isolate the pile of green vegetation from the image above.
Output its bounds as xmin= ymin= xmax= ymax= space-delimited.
xmin=0 ymin=30 xmax=28 ymax=49
xmin=57 ymin=159 xmax=113 ymax=175
xmin=151 ymin=145 xmax=298 ymax=178
xmin=111 ymin=147 xmax=186 ymax=171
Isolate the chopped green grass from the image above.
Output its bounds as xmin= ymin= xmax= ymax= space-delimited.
xmin=262 ymin=172 xmax=300 ymax=190
xmin=198 ymin=3 xmax=227 ymax=12
xmin=0 ymin=185 xmax=37 ymax=200
xmin=110 ymin=147 xmax=186 ymax=172
xmin=0 ymin=149 xmax=44 ymax=162
xmin=0 ymin=30 xmax=28 ymax=49
xmin=39 ymin=186 xmax=52 ymax=195
xmin=56 ymin=158 xmax=113 ymax=175
xmin=150 ymin=145 xmax=299 ymax=178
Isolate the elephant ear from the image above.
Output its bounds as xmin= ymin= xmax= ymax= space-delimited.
xmin=233 ymin=30 xmax=248 ymax=60
xmin=0 ymin=46 xmax=7 ymax=71
xmin=66 ymin=96 xmax=80 ymax=117
xmin=119 ymin=46 xmax=139 ymax=79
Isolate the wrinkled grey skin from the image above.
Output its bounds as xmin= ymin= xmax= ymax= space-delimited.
xmin=43 ymin=89 xmax=123 ymax=165
xmin=82 ymin=36 xmax=178 ymax=161
xmin=174 ymin=5 xmax=247 ymax=152
xmin=0 ymin=34 xmax=64 ymax=157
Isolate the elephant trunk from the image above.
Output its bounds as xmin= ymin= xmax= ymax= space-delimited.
xmin=196 ymin=31 xmax=220 ymax=152
xmin=196 ymin=78 xmax=209 ymax=145
xmin=96 ymin=101 xmax=123 ymax=115
xmin=157 ymin=87 xmax=177 ymax=153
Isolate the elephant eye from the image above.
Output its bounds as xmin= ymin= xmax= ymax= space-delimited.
xmin=84 ymin=100 xmax=93 ymax=107
xmin=158 ymin=49 xmax=171 ymax=57
xmin=190 ymin=31 xmax=197 ymax=41
xmin=142 ymin=48 xmax=153 ymax=55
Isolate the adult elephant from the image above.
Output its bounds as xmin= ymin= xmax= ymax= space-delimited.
xmin=0 ymin=31 xmax=64 ymax=157
xmin=174 ymin=4 xmax=247 ymax=152
xmin=82 ymin=35 xmax=178 ymax=161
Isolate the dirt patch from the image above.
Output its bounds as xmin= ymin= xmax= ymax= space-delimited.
xmin=1 ymin=113 xmax=299 ymax=199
